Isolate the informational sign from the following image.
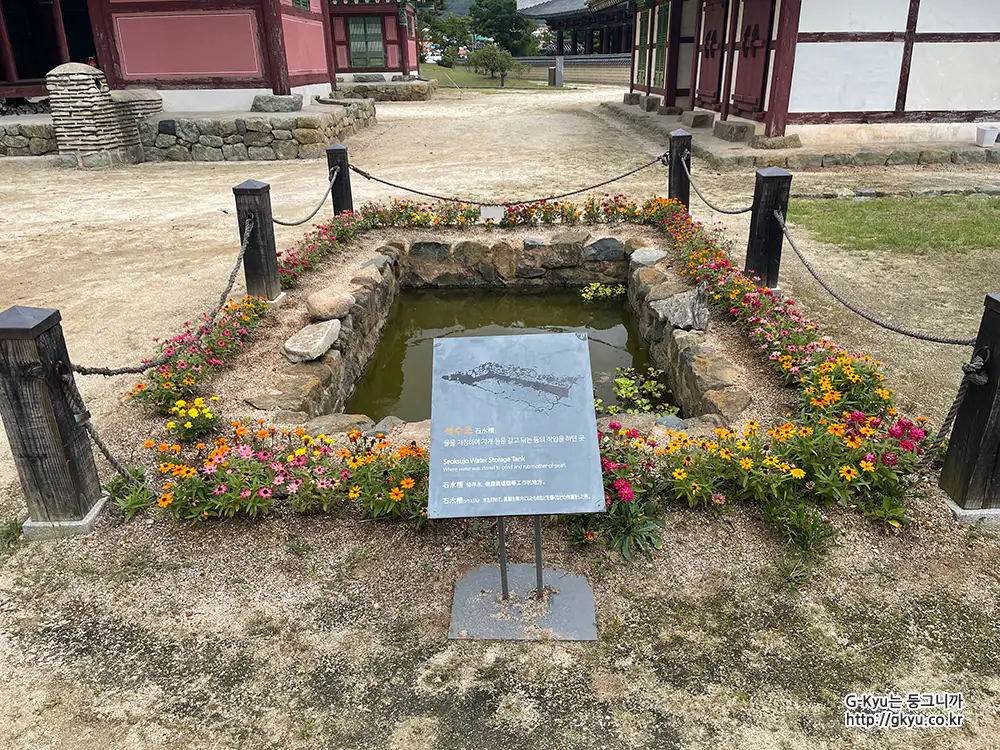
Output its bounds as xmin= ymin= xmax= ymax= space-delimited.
xmin=428 ymin=332 xmax=605 ymax=519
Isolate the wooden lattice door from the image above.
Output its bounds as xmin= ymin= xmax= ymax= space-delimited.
xmin=730 ymin=0 xmax=775 ymax=116
xmin=695 ymin=0 xmax=727 ymax=107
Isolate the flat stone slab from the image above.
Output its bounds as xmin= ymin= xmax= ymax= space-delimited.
xmin=630 ymin=247 xmax=668 ymax=268
xmin=449 ymin=564 xmax=598 ymax=641
xmin=681 ymin=110 xmax=714 ymax=129
xmin=282 ymin=319 xmax=341 ymax=363
xmin=251 ymin=94 xmax=303 ymax=113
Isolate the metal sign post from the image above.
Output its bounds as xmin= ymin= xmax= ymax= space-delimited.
xmin=497 ymin=516 xmax=509 ymax=600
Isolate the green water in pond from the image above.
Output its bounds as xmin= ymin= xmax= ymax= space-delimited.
xmin=347 ymin=289 xmax=661 ymax=422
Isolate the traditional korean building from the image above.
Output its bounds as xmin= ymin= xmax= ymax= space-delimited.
xmin=0 ymin=0 xmax=420 ymax=111
xmin=624 ymin=0 xmax=1000 ymax=139
xmin=519 ymin=0 xmax=634 ymax=56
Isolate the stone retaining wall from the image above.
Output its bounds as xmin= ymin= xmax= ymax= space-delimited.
xmin=0 ymin=122 xmax=57 ymax=158
xmin=140 ymin=100 xmax=377 ymax=162
xmin=246 ymin=231 xmax=752 ymax=427
xmin=331 ymin=78 xmax=436 ymax=102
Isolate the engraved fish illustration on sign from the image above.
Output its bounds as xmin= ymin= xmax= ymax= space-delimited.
xmin=442 ymin=362 xmax=581 ymax=412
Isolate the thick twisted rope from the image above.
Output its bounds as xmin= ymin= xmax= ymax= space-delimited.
xmin=928 ymin=350 xmax=989 ymax=454
xmin=774 ymin=210 xmax=977 ymax=347
xmin=680 ymin=152 xmax=753 ymax=215
xmin=347 ymin=151 xmax=668 ymax=207
xmin=71 ymin=215 xmax=256 ymax=376
xmin=272 ymin=166 xmax=340 ymax=227
xmin=57 ymin=366 xmax=155 ymax=494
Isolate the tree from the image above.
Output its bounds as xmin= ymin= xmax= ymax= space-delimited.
xmin=468 ymin=0 xmax=538 ymax=56
xmin=429 ymin=13 xmax=473 ymax=50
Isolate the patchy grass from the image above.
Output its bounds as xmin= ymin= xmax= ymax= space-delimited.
xmin=422 ymin=63 xmax=547 ymax=90
xmin=0 ymin=518 xmax=22 ymax=556
xmin=788 ymin=195 xmax=1000 ymax=255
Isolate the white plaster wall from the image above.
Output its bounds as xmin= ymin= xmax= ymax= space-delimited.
xmin=788 ymin=42 xmax=904 ymax=112
xmin=917 ymin=0 xmax=1000 ymax=32
xmin=787 ymin=121 xmax=1000 ymax=145
xmin=680 ymin=0 xmax=697 ymax=37
xmin=906 ymin=42 xmax=1000 ymax=110
xmin=158 ymin=88 xmax=271 ymax=112
xmin=678 ymin=42 xmax=693 ymax=88
xmin=798 ymin=0 xmax=909 ymax=33
xmin=293 ymin=82 xmax=332 ymax=102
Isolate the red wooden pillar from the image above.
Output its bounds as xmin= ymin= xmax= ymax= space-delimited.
xmin=765 ymin=0 xmax=801 ymax=136
xmin=260 ymin=0 xmax=291 ymax=95
xmin=320 ymin=0 xmax=339 ymax=91
xmin=556 ymin=29 xmax=564 ymax=54
xmin=0 ymin=0 xmax=18 ymax=82
xmin=601 ymin=26 xmax=610 ymax=54
xmin=400 ymin=18 xmax=410 ymax=75
xmin=720 ymin=0 xmax=740 ymax=120
xmin=689 ymin=0 xmax=704 ymax=109
xmin=585 ymin=28 xmax=594 ymax=54
xmin=664 ymin=0 xmax=683 ymax=105
xmin=570 ymin=29 xmax=578 ymax=54
xmin=50 ymin=0 xmax=71 ymax=64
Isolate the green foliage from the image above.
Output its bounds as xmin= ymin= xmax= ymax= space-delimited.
xmin=760 ymin=498 xmax=839 ymax=555
xmin=465 ymin=43 xmax=519 ymax=79
xmin=468 ymin=0 xmax=537 ymax=55
xmin=428 ymin=13 xmax=472 ymax=50
xmin=579 ymin=282 xmax=626 ymax=302
xmin=104 ymin=467 xmax=155 ymax=521
xmin=773 ymin=552 xmax=814 ymax=591
xmin=344 ymin=434 xmax=431 ymax=527
xmin=165 ymin=396 xmax=220 ymax=442
xmin=1 ymin=518 xmax=23 ymax=555
xmin=439 ymin=47 xmax=458 ymax=68
xmin=604 ymin=367 xmax=677 ymax=417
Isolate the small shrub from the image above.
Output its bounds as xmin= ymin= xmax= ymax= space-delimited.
xmin=165 ymin=396 xmax=220 ymax=442
xmin=604 ymin=367 xmax=677 ymax=417
xmin=579 ymin=282 xmax=626 ymax=302
xmin=0 ymin=518 xmax=23 ymax=555
xmin=760 ymin=497 xmax=838 ymax=554
xmin=104 ymin=467 xmax=154 ymax=521
xmin=336 ymin=431 xmax=430 ymax=526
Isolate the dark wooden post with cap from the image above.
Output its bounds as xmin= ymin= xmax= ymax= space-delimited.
xmin=745 ymin=167 xmax=792 ymax=289
xmin=326 ymin=144 xmax=354 ymax=215
xmin=0 ymin=306 xmax=103 ymax=537
xmin=940 ymin=293 xmax=1000 ymax=511
xmin=668 ymin=129 xmax=691 ymax=210
xmin=232 ymin=180 xmax=282 ymax=302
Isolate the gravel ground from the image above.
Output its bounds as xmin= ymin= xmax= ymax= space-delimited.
xmin=1 ymin=88 xmax=999 ymax=750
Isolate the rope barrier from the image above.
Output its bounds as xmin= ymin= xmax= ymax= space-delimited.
xmin=71 ymin=214 xmax=256 ymax=377
xmin=272 ymin=166 xmax=340 ymax=227
xmin=774 ymin=210 xmax=977 ymax=347
xmin=347 ymin=151 xmax=669 ymax=207
xmin=681 ymin=151 xmax=753 ymax=215
xmin=928 ymin=350 xmax=989 ymax=454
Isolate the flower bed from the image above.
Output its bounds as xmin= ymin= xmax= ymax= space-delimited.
xmin=114 ymin=192 xmax=933 ymax=558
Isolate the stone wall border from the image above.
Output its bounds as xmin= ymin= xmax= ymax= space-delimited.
xmin=246 ymin=231 xmax=753 ymax=429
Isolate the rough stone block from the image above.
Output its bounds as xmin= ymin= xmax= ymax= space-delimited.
xmin=2 ymin=135 xmax=28 ymax=148
xmin=251 ymin=94 xmax=303 ymax=113
xmin=304 ymin=413 xmax=375 ymax=435
xmin=164 ymin=145 xmax=192 ymax=162
xmin=282 ymin=320 xmax=341 ymax=363
xmin=753 ymin=154 xmax=788 ymax=168
xmin=243 ymin=131 xmax=274 ymax=147
xmin=196 ymin=118 xmax=221 ymax=136
xmin=651 ymin=287 xmax=709 ymax=331
xmin=295 ymin=115 xmax=324 ymax=130
xmin=222 ymin=144 xmax=249 ymax=161
xmin=248 ymin=146 xmax=276 ymax=160
xmin=28 ymin=138 xmax=55 ymax=155
xmin=623 ymin=92 xmax=640 ymax=105
xmin=822 ymin=153 xmax=853 ymax=167
xmin=919 ymin=148 xmax=952 ymax=165
xmin=953 ymin=148 xmax=988 ymax=165
xmin=80 ymin=151 xmax=111 ymax=169
xmin=657 ymin=105 xmax=683 ymax=117
xmin=638 ymin=95 xmax=661 ymax=113
xmin=244 ymin=117 xmax=274 ymax=133
xmin=354 ymin=73 xmax=386 ymax=83
xmin=272 ymin=129 xmax=292 ymax=140
xmin=633 ymin=267 xmax=666 ymax=299
xmin=306 ymin=291 xmax=355 ymax=321
xmin=887 ymin=149 xmax=919 ymax=166
xmin=273 ymin=140 xmax=300 ymax=160
xmin=154 ymin=133 xmax=177 ymax=148
xmin=701 ymin=387 xmax=752 ymax=421
xmin=158 ymin=119 xmax=176 ymax=136
xmin=748 ymin=134 xmax=802 ymax=150
xmin=713 ymin=120 xmax=755 ymax=143
xmin=292 ymin=128 xmax=325 ymax=144
xmin=409 ymin=240 xmax=451 ymax=261
xmin=191 ymin=144 xmax=224 ymax=161
xmin=490 ymin=241 xmax=517 ymax=278
xmin=853 ymin=149 xmax=890 ymax=166
xmin=453 ymin=240 xmax=490 ymax=267
xmin=298 ymin=143 xmax=327 ymax=159
xmin=630 ymin=247 xmax=668 ymax=268
xmin=786 ymin=153 xmax=824 ymax=170
xmin=218 ymin=120 xmax=238 ymax=137
xmin=987 ymin=148 xmax=1000 ymax=164
xmin=623 ymin=237 xmax=646 ymax=256
xmin=583 ymin=237 xmax=624 ymax=262
xmin=18 ymin=123 xmax=51 ymax=139
xmin=361 ymin=253 xmax=394 ymax=271
xmin=198 ymin=134 xmax=224 ymax=148
xmin=176 ymin=119 xmax=200 ymax=143
xmin=681 ymin=110 xmax=714 ymax=129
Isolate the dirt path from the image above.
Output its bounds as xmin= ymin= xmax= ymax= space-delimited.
xmin=1 ymin=88 xmax=999 ymax=750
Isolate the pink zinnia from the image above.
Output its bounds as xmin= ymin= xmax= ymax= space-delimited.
xmin=899 ymin=439 xmax=916 ymax=452
xmin=240 ymin=489 xmax=252 ymax=499
xmin=213 ymin=484 xmax=227 ymax=495
xmin=908 ymin=427 xmax=926 ymax=441
xmin=608 ymin=421 xmax=621 ymax=431
xmin=272 ymin=474 xmax=286 ymax=486
xmin=882 ymin=452 xmax=898 ymax=467
xmin=236 ymin=444 xmax=253 ymax=459
xmin=257 ymin=487 xmax=272 ymax=498
xmin=202 ymin=463 xmax=217 ymax=475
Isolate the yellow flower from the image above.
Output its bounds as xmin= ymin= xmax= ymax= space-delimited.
xmin=401 ymin=477 xmax=415 ymax=489
xmin=690 ymin=482 xmax=701 ymax=494
xmin=739 ymin=457 xmax=754 ymax=470
xmin=860 ymin=460 xmax=875 ymax=473
xmin=719 ymin=449 xmax=733 ymax=460
xmin=827 ymin=423 xmax=846 ymax=436
xmin=839 ymin=465 xmax=859 ymax=482
xmin=210 ymin=396 xmax=219 ymax=401
xmin=844 ymin=435 xmax=863 ymax=449
xmin=390 ymin=487 xmax=404 ymax=502
xmin=184 ymin=422 xmax=193 ymax=429
xmin=166 ymin=421 xmax=176 ymax=429
xmin=672 ymin=468 xmax=687 ymax=481
xmin=157 ymin=492 xmax=174 ymax=508
xmin=348 ymin=485 xmax=361 ymax=499
xmin=335 ymin=448 xmax=351 ymax=459
xmin=294 ymin=447 xmax=307 ymax=457
xmin=789 ymin=468 xmax=806 ymax=479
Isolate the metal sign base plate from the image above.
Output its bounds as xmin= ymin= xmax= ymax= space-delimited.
xmin=448 ymin=564 xmax=598 ymax=641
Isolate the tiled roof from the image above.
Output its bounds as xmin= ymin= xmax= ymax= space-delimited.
xmin=518 ymin=0 xmax=589 ymax=18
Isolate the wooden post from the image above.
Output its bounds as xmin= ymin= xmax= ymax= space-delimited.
xmin=0 ymin=306 xmax=103 ymax=535
xmin=232 ymin=180 xmax=282 ymax=302
xmin=260 ymin=0 xmax=291 ymax=95
xmin=326 ymin=144 xmax=354 ymax=214
xmin=50 ymin=0 xmax=71 ymax=64
xmin=556 ymin=29 xmax=564 ymax=55
xmin=940 ymin=294 xmax=1000 ymax=511
xmin=668 ymin=129 xmax=692 ymax=210
xmin=320 ymin=0 xmax=339 ymax=92
xmin=745 ymin=167 xmax=792 ymax=289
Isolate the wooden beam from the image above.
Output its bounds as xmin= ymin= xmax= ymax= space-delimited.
xmin=720 ymin=0 xmax=740 ymax=121
xmin=764 ymin=0 xmax=800 ymax=137
xmin=260 ymin=0 xmax=291 ymax=95
xmin=896 ymin=0 xmax=921 ymax=112
xmin=0 ymin=0 xmax=19 ymax=83
xmin=645 ymin=3 xmax=656 ymax=93
xmin=320 ymin=0 xmax=339 ymax=91
xmin=86 ymin=0 xmax=118 ymax=84
xmin=50 ymin=0 xmax=71 ymax=64
xmin=664 ymin=0 xmax=683 ymax=106
xmin=689 ymin=0 xmax=703 ymax=109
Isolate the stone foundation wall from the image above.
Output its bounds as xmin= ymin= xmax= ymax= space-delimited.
xmin=0 ymin=122 xmax=57 ymax=157
xmin=331 ymin=77 xmax=436 ymax=102
xmin=246 ymin=231 xmax=752 ymax=427
xmin=139 ymin=100 xmax=377 ymax=162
